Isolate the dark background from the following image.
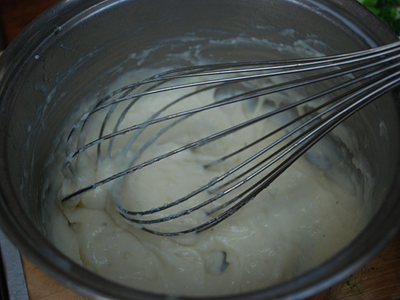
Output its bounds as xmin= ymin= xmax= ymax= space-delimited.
xmin=0 ymin=0 xmax=58 ymax=49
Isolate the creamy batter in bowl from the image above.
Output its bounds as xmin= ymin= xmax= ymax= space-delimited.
xmin=46 ymin=62 xmax=372 ymax=296
xmin=0 ymin=1 xmax=400 ymax=299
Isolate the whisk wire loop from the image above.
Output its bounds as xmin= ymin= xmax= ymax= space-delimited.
xmin=61 ymin=42 xmax=400 ymax=236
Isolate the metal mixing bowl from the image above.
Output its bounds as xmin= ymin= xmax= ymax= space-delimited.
xmin=1 ymin=0 xmax=400 ymax=299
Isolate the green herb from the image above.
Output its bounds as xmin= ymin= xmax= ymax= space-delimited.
xmin=358 ymin=0 xmax=400 ymax=35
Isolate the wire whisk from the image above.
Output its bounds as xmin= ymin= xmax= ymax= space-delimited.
xmin=61 ymin=41 xmax=400 ymax=236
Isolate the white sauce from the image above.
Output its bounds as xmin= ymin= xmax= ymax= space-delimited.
xmin=46 ymin=42 xmax=371 ymax=297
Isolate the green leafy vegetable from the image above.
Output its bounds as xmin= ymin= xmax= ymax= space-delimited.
xmin=358 ymin=0 xmax=400 ymax=35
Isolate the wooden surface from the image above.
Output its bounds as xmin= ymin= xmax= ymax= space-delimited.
xmin=0 ymin=0 xmax=59 ymax=46
xmin=1 ymin=0 xmax=400 ymax=299
xmin=21 ymin=257 xmax=88 ymax=300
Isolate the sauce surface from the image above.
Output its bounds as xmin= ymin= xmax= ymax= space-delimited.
xmin=46 ymin=50 xmax=370 ymax=296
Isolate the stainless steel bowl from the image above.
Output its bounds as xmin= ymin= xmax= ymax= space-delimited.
xmin=1 ymin=0 xmax=400 ymax=299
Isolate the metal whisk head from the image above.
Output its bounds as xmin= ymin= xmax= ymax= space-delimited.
xmin=61 ymin=41 xmax=400 ymax=236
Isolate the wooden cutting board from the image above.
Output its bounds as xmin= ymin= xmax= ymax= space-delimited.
xmin=20 ymin=234 xmax=400 ymax=300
